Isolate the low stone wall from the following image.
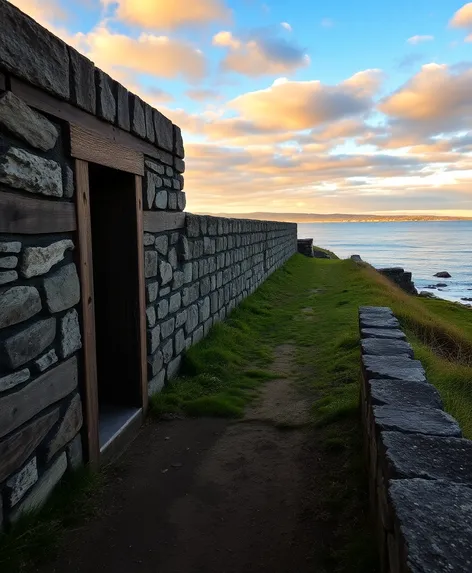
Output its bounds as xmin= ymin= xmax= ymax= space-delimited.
xmin=144 ymin=215 xmax=297 ymax=394
xmin=377 ymin=267 xmax=417 ymax=295
xmin=297 ymin=238 xmax=314 ymax=257
xmin=359 ymin=306 xmax=472 ymax=572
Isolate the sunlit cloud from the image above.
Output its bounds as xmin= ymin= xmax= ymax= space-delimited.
xmin=407 ymin=35 xmax=434 ymax=44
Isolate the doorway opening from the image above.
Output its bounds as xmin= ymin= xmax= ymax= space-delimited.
xmin=88 ymin=163 xmax=143 ymax=455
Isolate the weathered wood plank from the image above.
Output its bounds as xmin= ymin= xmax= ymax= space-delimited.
xmin=0 ymin=408 xmax=60 ymax=483
xmin=0 ymin=191 xmax=76 ymax=234
xmin=70 ymin=124 xmax=144 ymax=176
xmin=10 ymin=78 xmax=173 ymax=164
xmin=0 ymin=357 xmax=78 ymax=439
xmin=75 ymin=159 xmax=100 ymax=467
xmin=135 ymin=176 xmax=148 ymax=413
xmin=143 ymin=211 xmax=185 ymax=233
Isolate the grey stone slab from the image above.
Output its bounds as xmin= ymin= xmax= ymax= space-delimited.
xmin=11 ymin=453 xmax=67 ymax=522
xmin=155 ymin=235 xmax=169 ymax=256
xmin=43 ymin=263 xmax=80 ymax=313
xmin=155 ymin=190 xmax=168 ymax=209
xmin=359 ymin=306 xmax=393 ymax=314
xmin=361 ymin=338 xmax=413 ymax=357
xmin=146 ymin=281 xmax=158 ymax=303
xmin=20 ymin=240 xmax=74 ymax=278
xmin=95 ymin=69 xmax=116 ymax=123
xmin=0 ymin=369 xmax=30 ymax=392
xmin=144 ymin=103 xmax=155 ymax=143
xmin=116 ymin=83 xmax=130 ymax=131
xmin=34 ymin=349 xmax=58 ymax=373
xmin=69 ymin=48 xmax=96 ymax=114
xmin=162 ymin=339 xmax=173 ymax=364
xmin=176 ymin=309 xmax=188 ymax=329
xmin=175 ymin=157 xmax=185 ymax=174
xmin=373 ymin=406 xmax=461 ymax=437
xmin=183 ymin=262 xmax=193 ymax=284
xmin=198 ymin=297 xmax=210 ymax=322
xmin=63 ymin=165 xmax=74 ymax=199
xmin=168 ymin=247 xmax=178 ymax=269
xmin=168 ymin=192 xmax=177 ymax=210
xmin=159 ymin=261 xmax=173 ymax=286
xmin=143 ymin=233 xmax=155 ymax=247
xmin=0 ymin=271 xmax=18 ymax=285
xmin=67 ymin=434 xmax=83 ymax=471
xmin=362 ymin=355 xmax=426 ymax=382
xmin=148 ymin=324 xmax=160 ymax=354
xmin=173 ymin=124 xmax=185 ymax=158
xmin=368 ymin=379 xmax=443 ymax=410
xmin=360 ymin=315 xmax=400 ymax=329
xmin=148 ymin=350 xmax=163 ymax=378
xmin=0 ymin=286 xmax=41 ymax=329
xmin=0 ymin=147 xmax=63 ymax=197
xmin=146 ymin=306 xmax=156 ymax=328
xmin=59 ymin=309 xmax=82 ymax=358
xmin=182 ymin=284 xmax=199 ymax=307
xmin=154 ymin=110 xmax=173 ymax=152
xmin=167 ymin=355 xmax=182 ymax=380
xmin=144 ymin=251 xmax=158 ymax=278
xmin=157 ymin=299 xmax=169 ymax=320
xmin=172 ymin=270 xmax=184 ymax=291
xmin=388 ymin=479 xmax=472 ymax=573
xmin=186 ymin=214 xmax=200 ymax=238
xmin=0 ymin=242 xmax=21 ymax=254
xmin=0 ymin=91 xmax=58 ymax=151
xmin=6 ymin=457 xmax=38 ymax=506
xmin=0 ymin=1 xmax=69 ymax=98
xmin=161 ymin=318 xmax=175 ymax=340
xmin=174 ymin=329 xmax=186 ymax=355
xmin=382 ymin=432 xmax=472 ymax=484
xmin=145 ymin=160 xmax=165 ymax=175
xmin=169 ymin=292 xmax=181 ymax=314
xmin=148 ymin=370 xmax=165 ymax=396
xmin=361 ymin=328 xmax=407 ymax=340
xmin=177 ymin=191 xmax=186 ymax=211
xmin=130 ymin=95 xmax=146 ymax=138
xmin=46 ymin=393 xmax=83 ymax=462
xmin=1 ymin=317 xmax=56 ymax=369
xmin=145 ymin=173 xmax=157 ymax=210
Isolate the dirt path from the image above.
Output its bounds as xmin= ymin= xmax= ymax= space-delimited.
xmin=38 ymin=346 xmax=325 ymax=573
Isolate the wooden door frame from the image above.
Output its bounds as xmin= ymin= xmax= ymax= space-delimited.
xmin=74 ymin=156 xmax=147 ymax=466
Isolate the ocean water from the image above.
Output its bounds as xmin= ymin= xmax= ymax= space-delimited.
xmin=297 ymin=221 xmax=472 ymax=304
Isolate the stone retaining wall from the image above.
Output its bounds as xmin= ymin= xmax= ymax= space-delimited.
xmin=144 ymin=215 xmax=297 ymax=395
xmin=359 ymin=306 xmax=472 ymax=572
xmin=297 ymin=238 xmax=314 ymax=257
xmin=377 ymin=268 xmax=417 ymax=295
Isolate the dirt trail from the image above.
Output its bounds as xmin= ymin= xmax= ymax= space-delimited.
xmin=38 ymin=346 xmax=323 ymax=573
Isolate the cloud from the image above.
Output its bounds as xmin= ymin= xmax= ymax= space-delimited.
xmin=213 ymin=29 xmax=309 ymax=76
xmin=407 ymin=35 xmax=434 ymax=44
xmin=450 ymin=3 xmax=472 ymax=28
xmin=281 ymin=22 xmax=292 ymax=32
xmin=185 ymin=88 xmax=221 ymax=101
xmin=106 ymin=0 xmax=231 ymax=30
xmin=76 ymin=27 xmax=207 ymax=81
xmin=321 ymin=18 xmax=334 ymax=28
xmin=8 ymin=0 xmax=68 ymax=25
xmin=397 ymin=53 xmax=425 ymax=70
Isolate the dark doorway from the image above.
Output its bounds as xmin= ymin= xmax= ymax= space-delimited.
xmin=88 ymin=164 xmax=143 ymax=452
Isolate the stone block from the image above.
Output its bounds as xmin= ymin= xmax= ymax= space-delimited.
xmin=145 ymin=251 xmax=158 ymax=278
xmin=204 ymin=317 xmax=213 ymax=337
xmin=11 ymin=453 xmax=67 ymax=522
xmin=144 ymin=233 xmax=155 ymax=247
xmin=168 ymin=192 xmax=177 ymax=210
xmin=174 ymin=329 xmax=186 ymax=355
xmin=159 ymin=261 xmax=173 ymax=286
xmin=172 ymin=270 xmax=184 ymax=291
xmin=146 ymin=306 xmax=156 ymax=328
xmin=34 ymin=349 xmax=58 ymax=373
xmin=46 ymin=393 xmax=83 ymax=462
xmin=200 ymin=276 xmax=211 ymax=296
xmin=43 ymin=263 xmax=80 ymax=313
xmin=0 ymin=91 xmax=58 ymax=151
xmin=173 ymin=124 xmax=185 ymax=158
xmin=162 ymin=339 xmax=173 ymax=364
xmin=175 ymin=157 xmax=185 ymax=174
xmin=148 ymin=370 xmax=165 ymax=396
xmin=155 ymin=235 xmax=169 ymax=256
xmin=168 ymin=247 xmax=178 ymax=270
xmin=388 ymin=479 xmax=472 ymax=573
xmin=148 ymin=350 xmax=163 ymax=378
xmin=373 ymin=405 xmax=461 ymax=437
xmin=154 ymin=110 xmax=174 ymax=152
xmin=6 ymin=457 xmax=38 ymax=506
xmin=69 ymin=47 xmax=96 ymax=114
xmin=382 ymin=432 xmax=472 ymax=484
xmin=130 ymin=95 xmax=146 ymax=138
xmin=182 ymin=284 xmax=199 ymax=306
xmin=0 ymin=147 xmax=63 ymax=197
xmin=183 ymin=263 xmax=193 ymax=284
xmin=160 ymin=287 xmax=171 ymax=297
xmin=186 ymin=214 xmax=200 ymax=238
xmin=361 ymin=328 xmax=407 ymax=340
xmin=0 ymin=1 xmax=69 ymax=98
xmin=172 ymin=178 xmax=181 ymax=190
xmin=155 ymin=190 xmax=168 ymax=209
xmin=95 ymin=69 xmax=116 ymax=123
xmin=157 ymin=298 xmax=169 ymax=320
xmin=359 ymin=306 xmax=393 ymax=315
xmin=1 ymin=317 xmax=56 ymax=369
xmin=20 ymin=240 xmax=74 ymax=278
xmin=67 ymin=434 xmax=83 ymax=471
xmin=145 ymin=160 xmax=165 ymax=174
xmin=198 ymin=297 xmax=210 ymax=322
xmin=0 ymin=286 xmax=41 ymax=329
xmin=148 ymin=324 xmax=160 ymax=354
xmin=176 ymin=309 xmax=188 ymax=328
xmin=193 ymin=326 xmax=204 ymax=345
xmin=0 ymin=242 xmax=21 ymax=254
xmin=60 ymin=309 xmax=82 ymax=358
xmin=167 ymin=355 xmax=182 ymax=380
xmin=146 ymin=281 xmax=158 ymax=303
xmin=161 ymin=318 xmax=175 ymax=340
xmin=177 ymin=192 xmax=187 ymax=211
xmin=360 ymin=315 xmax=400 ymax=329
xmin=368 ymin=379 xmax=443 ymax=410
xmin=145 ymin=173 xmax=157 ymax=210
xmin=116 ymin=83 xmax=130 ymax=131
xmin=0 ymin=369 xmax=30 ymax=392
xmin=185 ymin=305 xmax=199 ymax=335
xmin=144 ymin=103 xmax=155 ymax=143
xmin=362 ymin=355 xmax=426 ymax=383
xmin=169 ymin=292 xmax=181 ymax=314
xmin=361 ymin=338 xmax=413 ymax=357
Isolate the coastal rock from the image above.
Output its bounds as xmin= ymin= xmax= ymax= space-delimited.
xmin=434 ymin=271 xmax=451 ymax=278
xmin=461 ymin=297 xmax=472 ymax=302
xmin=350 ymin=254 xmax=363 ymax=262
xmin=419 ymin=291 xmax=437 ymax=299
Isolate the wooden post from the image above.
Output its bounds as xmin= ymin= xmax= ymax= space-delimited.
xmin=135 ymin=175 xmax=148 ymax=414
xmin=75 ymin=159 xmax=100 ymax=467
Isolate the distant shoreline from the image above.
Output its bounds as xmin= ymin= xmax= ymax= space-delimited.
xmin=199 ymin=213 xmax=472 ymax=224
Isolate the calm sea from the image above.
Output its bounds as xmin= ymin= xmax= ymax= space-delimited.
xmin=297 ymin=221 xmax=472 ymax=304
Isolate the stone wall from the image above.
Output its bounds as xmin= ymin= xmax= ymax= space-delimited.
xmin=359 ymin=306 xmax=472 ymax=573
xmin=378 ymin=267 xmax=418 ymax=296
xmin=143 ymin=214 xmax=297 ymax=394
xmin=297 ymin=238 xmax=314 ymax=257
xmin=0 ymin=96 xmax=82 ymax=529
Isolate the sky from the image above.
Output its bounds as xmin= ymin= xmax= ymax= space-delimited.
xmin=9 ymin=0 xmax=472 ymax=215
